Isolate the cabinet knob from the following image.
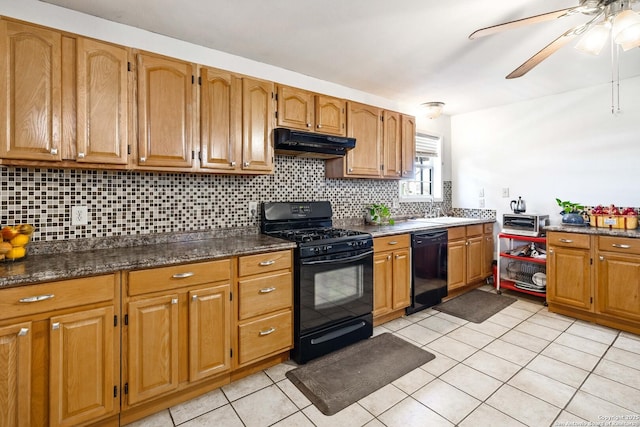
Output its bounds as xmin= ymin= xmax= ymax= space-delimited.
xmin=599 ymin=256 xmax=604 ymax=261
xmin=52 ymin=322 xmax=60 ymax=330
xmin=306 ymin=123 xmax=312 ymax=127
xmin=192 ymin=295 xmax=198 ymax=302
xmin=50 ymin=148 xmax=58 ymax=155
xmin=171 ymin=298 xmax=178 ymax=305
xmin=549 ymin=249 xmax=554 ymax=254
xmin=244 ymin=161 xmax=250 ymax=167
xmin=140 ymin=157 xmax=146 ymax=163
xmin=230 ymin=161 xmax=236 ymax=167
xmin=317 ymin=124 xmax=322 ymax=129
xmin=387 ymin=255 xmax=391 ymax=260
xmin=18 ymin=328 xmax=29 ymax=336
xmin=348 ymin=168 xmax=353 ymax=173
xmin=77 ymin=152 xmax=85 ymax=159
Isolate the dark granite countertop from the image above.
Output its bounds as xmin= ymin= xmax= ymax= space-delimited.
xmin=350 ymin=217 xmax=494 ymax=237
xmin=0 ymin=233 xmax=295 ymax=289
xmin=545 ymin=225 xmax=640 ymax=239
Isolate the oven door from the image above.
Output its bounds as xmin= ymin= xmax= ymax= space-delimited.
xmin=298 ymin=248 xmax=373 ymax=334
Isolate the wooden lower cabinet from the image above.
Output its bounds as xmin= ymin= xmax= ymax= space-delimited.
xmin=547 ymin=231 xmax=640 ymax=335
xmin=0 ymin=274 xmax=120 ymax=427
xmin=124 ymin=260 xmax=232 ymax=409
xmin=373 ymin=234 xmax=410 ymax=324
xmin=235 ymin=250 xmax=294 ymax=368
xmin=447 ymin=224 xmax=488 ymax=292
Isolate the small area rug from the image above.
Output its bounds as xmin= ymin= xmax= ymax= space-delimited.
xmin=433 ymin=289 xmax=516 ymax=323
xmin=285 ymin=333 xmax=435 ymax=415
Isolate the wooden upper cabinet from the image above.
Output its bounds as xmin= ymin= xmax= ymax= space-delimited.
xmin=382 ymin=110 xmax=401 ymax=178
xmin=315 ymin=95 xmax=346 ymax=136
xmin=326 ymin=101 xmax=381 ymax=178
xmin=276 ymin=85 xmax=314 ymax=131
xmin=199 ymin=66 xmax=242 ymax=171
xmin=136 ymin=52 xmax=195 ymax=169
xmin=276 ymin=86 xmax=346 ymax=137
xmin=76 ymin=38 xmax=129 ymax=164
xmin=0 ymin=20 xmax=62 ymax=161
xmin=242 ymin=77 xmax=274 ymax=172
xmin=401 ymin=114 xmax=416 ymax=178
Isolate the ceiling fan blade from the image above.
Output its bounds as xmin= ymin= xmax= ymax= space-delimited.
xmin=469 ymin=8 xmax=576 ymax=40
xmin=505 ymin=29 xmax=579 ymax=79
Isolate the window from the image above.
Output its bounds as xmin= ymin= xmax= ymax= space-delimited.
xmin=399 ymin=132 xmax=443 ymax=201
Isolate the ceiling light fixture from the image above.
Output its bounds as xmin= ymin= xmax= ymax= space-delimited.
xmin=422 ymin=102 xmax=445 ymax=119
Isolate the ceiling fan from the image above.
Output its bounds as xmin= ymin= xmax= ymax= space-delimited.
xmin=469 ymin=0 xmax=640 ymax=79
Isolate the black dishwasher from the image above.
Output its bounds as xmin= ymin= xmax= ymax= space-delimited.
xmin=406 ymin=230 xmax=448 ymax=314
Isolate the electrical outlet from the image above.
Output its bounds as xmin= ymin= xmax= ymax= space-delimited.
xmin=391 ymin=198 xmax=399 ymax=209
xmin=71 ymin=206 xmax=88 ymax=226
xmin=478 ymin=188 xmax=484 ymax=197
xmin=248 ymin=201 xmax=258 ymax=219
xmin=502 ymin=187 xmax=510 ymax=198
xmin=479 ymin=198 xmax=485 ymax=208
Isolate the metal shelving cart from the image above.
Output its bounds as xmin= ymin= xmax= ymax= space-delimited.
xmin=497 ymin=233 xmax=547 ymax=304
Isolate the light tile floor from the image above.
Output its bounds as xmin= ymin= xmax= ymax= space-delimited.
xmin=125 ymin=286 xmax=640 ymax=427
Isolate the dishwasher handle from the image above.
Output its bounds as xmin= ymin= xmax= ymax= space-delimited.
xmin=412 ymin=230 xmax=448 ymax=247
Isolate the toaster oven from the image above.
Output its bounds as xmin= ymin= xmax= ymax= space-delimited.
xmin=502 ymin=214 xmax=549 ymax=237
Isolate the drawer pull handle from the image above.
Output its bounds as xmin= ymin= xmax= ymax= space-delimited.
xmin=259 ymin=260 xmax=275 ymax=266
xmin=559 ymin=239 xmax=573 ymax=243
xmin=612 ymin=244 xmax=631 ymax=249
xmin=192 ymin=295 xmax=198 ymax=302
xmin=259 ymin=287 xmax=276 ymax=294
xmin=172 ymin=272 xmax=194 ymax=279
xmin=388 ymin=241 xmax=398 ymax=245
xmin=52 ymin=322 xmax=60 ymax=330
xmin=19 ymin=294 xmax=55 ymax=303
xmin=18 ymin=328 xmax=29 ymax=336
xmin=171 ymin=298 xmax=178 ymax=305
xmin=259 ymin=327 xmax=276 ymax=336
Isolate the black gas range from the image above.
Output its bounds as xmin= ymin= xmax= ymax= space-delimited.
xmin=261 ymin=201 xmax=374 ymax=364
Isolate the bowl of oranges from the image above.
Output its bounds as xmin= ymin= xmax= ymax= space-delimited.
xmin=0 ymin=224 xmax=35 ymax=261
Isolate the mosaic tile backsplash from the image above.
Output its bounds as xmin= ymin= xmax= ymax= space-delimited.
xmin=1 ymin=156 xmax=492 ymax=242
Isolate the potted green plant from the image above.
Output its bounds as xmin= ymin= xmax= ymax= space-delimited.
xmin=366 ymin=204 xmax=395 ymax=225
xmin=556 ymin=198 xmax=585 ymax=225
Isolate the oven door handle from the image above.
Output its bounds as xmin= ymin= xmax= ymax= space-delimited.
xmin=301 ymin=250 xmax=373 ymax=265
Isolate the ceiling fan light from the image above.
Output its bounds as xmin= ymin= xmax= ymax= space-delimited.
xmin=575 ymin=22 xmax=610 ymax=55
xmin=421 ymin=102 xmax=445 ymax=119
xmin=612 ymin=10 xmax=640 ymax=49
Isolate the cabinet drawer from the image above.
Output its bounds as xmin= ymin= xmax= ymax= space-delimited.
xmin=598 ymin=236 xmax=640 ymax=255
xmin=128 ymin=260 xmax=231 ymax=296
xmin=238 ymin=272 xmax=292 ymax=320
xmin=466 ymin=224 xmax=483 ymax=236
xmin=0 ymin=275 xmax=116 ymax=321
xmin=548 ymin=232 xmax=590 ymax=249
xmin=448 ymin=226 xmax=466 ymax=240
xmin=238 ymin=250 xmax=292 ymax=277
xmin=374 ymin=234 xmax=409 ymax=251
xmin=484 ymin=223 xmax=494 ymax=234
xmin=238 ymin=310 xmax=292 ymax=365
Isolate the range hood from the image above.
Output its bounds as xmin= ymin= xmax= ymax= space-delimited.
xmin=274 ymin=128 xmax=355 ymax=159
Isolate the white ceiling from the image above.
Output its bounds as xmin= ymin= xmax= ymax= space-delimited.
xmin=40 ymin=0 xmax=640 ymax=115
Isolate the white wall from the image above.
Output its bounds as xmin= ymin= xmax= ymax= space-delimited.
xmin=451 ymin=76 xmax=640 ymax=225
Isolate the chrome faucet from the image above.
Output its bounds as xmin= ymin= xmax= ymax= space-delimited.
xmin=425 ymin=195 xmax=435 ymax=218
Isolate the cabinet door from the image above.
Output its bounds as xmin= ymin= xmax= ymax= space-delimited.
xmin=373 ymin=252 xmax=393 ymax=317
xmin=345 ymin=102 xmax=381 ymax=177
xmin=315 ymin=95 xmax=345 ymax=136
xmin=392 ymin=248 xmax=411 ymax=309
xmin=400 ymin=114 xmax=416 ymax=178
xmin=76 ymin=38 xmax=128 ymax=164
xmin=127 ymin=294 xmax=179 ymax=405
xmin=200 ymin=67 xmax=242 ymax=171
xmin=547 ymin=246 xmax=592 ymax=311
xmin=466 ymin=236 xmax=484 ymax=284
xmin=448 ymin=239 xmax=466 ymax=291
xmin=0 ymin=322 xmax=31 ymax=427
xmin=0 ymin=20 xmax=62 ymax=161
xmin=49 ymin=307 xmax=116 ymax=427
xmin=276 ymin=85 xmax=314 ymax=131
xmin=188 ymin=284 xmax=231 ymax=382
xmin=136 ymin=53 xmax=195 ymax=168
xmin=242 ymin=77 xmax=274 ymax=172
xmin=597 ymin=253 xmax=640 ymax=322
xmin=382 ymin=110 xmax=402 ymax=178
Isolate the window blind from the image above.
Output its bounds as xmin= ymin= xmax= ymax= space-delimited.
xmin=415 ymin=133 xmax=440 ymax=157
